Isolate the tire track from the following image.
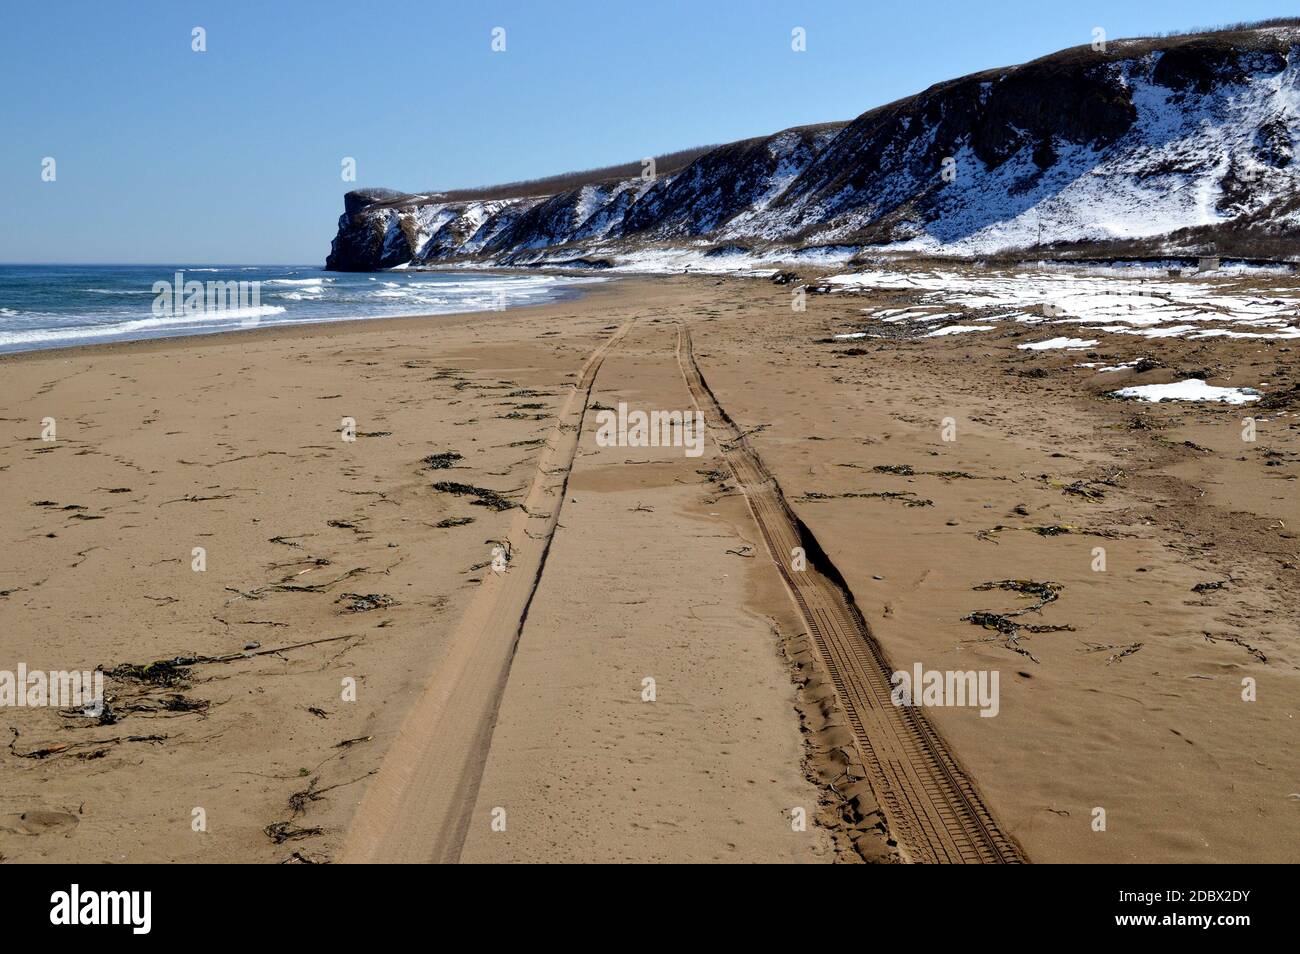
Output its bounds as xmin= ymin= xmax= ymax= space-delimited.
xmin=676 ymin=326 xmax=1026 ymax=864
xmin=341 ymin=320 xmax=633 ymax=863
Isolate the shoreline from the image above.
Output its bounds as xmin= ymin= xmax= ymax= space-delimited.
xmin=1 ymin=271 xmax=1295 ymax=863
xmin=0 ymin=266 xmax=615 ymax=360
xmin=0 ymin=272 xmax=630 ymax=364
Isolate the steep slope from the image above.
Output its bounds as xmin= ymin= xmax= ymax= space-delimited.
xmin=326 ymin=21 xmax=1300 ymax=271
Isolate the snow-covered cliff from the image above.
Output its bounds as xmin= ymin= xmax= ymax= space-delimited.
xmin=327 ymin=23 xmax=1300 ymax=271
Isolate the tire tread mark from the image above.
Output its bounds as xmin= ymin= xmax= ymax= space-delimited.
xmin=340 ymin=321 xmax=634 ymax=864
xmin=676 ymin=327 xmax=1026 ymax=865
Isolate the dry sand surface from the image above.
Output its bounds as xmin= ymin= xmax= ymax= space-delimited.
xmin=1 ymin=271 xmax=1296 ymax=863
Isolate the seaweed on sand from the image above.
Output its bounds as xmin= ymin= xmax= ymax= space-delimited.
xmin=264 ymin=821 xmax=324 ymax=844
xmin=973 ymin=579 xmax=1063 ymax=607
xmin=431 ymin=481 xmax=516 ymax=511
xmin=976 ymin=523 xmax=1123 ymax=542
xmin=797 ymin=489 xmax=934 ymax=507
xmin=848 ymin=491 xmax=933 ymax=507
xmin=421 ymin=451 xmax=463 ymax=470
xmin=108 ymin=635 xmax=357 ymax=688
xmin=335 ymin=593 xmax=397 ymax=613
xmin=107 ymin=658 xmax=193 ymax=688
xmin=873 ymin=464 xmax=976 ymax=479
xmin=963 ymin=579 xmax=1075 ymax=662
xmin=434 ymin=516 xmax=475 ymax=528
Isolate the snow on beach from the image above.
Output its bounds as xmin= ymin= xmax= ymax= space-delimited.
xmin=821 ymin=266 xmax=1300 ymax=343
xmin=923 ymin=324 xmax=993 ymax=337
xmin=1017 ymin=337 xmax=1098 ymax=350
xmin=1112 ymin=380 xmax=1262 ymax=404
xmin=819 ymin=264 xmax=1289 ymax=405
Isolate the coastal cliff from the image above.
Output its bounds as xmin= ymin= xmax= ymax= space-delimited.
xmin=327 ymin=22 xmax=1300 ymax=270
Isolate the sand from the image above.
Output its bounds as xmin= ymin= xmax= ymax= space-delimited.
xmin=0 ymin=272 xmax=1295 ymax=863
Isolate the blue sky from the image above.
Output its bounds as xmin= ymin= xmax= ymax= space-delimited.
xmin=2 ymin=0 xmax=1292 ymax=264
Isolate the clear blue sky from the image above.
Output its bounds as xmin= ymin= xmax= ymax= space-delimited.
xmin=2 ymin=0 xmax=1291 ymax=264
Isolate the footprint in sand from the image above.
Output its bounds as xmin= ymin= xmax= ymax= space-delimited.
xmin=1 ymin=810 xmax=80 ymax=836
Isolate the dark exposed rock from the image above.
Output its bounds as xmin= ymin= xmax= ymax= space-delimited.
xmin=326 ymin=190 xmax=415 ymax=272
xmin=1153 ymin=43 xmax=1285 ymax=93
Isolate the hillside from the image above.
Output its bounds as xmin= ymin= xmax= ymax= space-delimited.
xmin=327 ymin=20 xmax=1300 ymax=271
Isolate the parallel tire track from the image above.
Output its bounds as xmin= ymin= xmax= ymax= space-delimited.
xmin=676 ymin=327 xmax=1026 ymax=864
xmin=341 ymin=320 xmax=633 ymax=864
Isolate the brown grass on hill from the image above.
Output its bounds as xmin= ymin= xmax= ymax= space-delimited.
xmin=836 ymin=17 xmax=1300 ymax=136
xmin=1147 ymin=16 xmax=1300 ymax=39
xmin=431 ymin=145 xmax=720 ymax=201
xmin=360 ymin=122 xmax=847 ymax=209
xmin=360 ymin=145 xmax=721 ymax=210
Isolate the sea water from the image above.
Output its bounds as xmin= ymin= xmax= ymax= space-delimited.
xmin=0 ymin=264 xmax=602 ymax=354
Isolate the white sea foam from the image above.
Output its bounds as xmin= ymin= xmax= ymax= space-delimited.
xmin=0 ymin=306 xmax=288 ymax=346
xmin=0 ymin=268 xmax=604 ymax=354
xmin=152 ymin=305 xmax=287 ymax=321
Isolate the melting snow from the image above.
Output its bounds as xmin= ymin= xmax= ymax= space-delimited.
xmin=824 ymin=267 xmax=1300 ymax=342
xmin=1078 ymin=360 xmax=1141 ymax=371
xmin=1112 ymin=379 xmax=1262 ymax=404
xmin=1017 ymin=337 xmax=1098 ymax=350
xmin=925 ymin=325 xmax=994 ymax=337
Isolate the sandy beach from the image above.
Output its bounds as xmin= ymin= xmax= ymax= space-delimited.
xmin=1 ymin=272 xmax=1296 ymax=863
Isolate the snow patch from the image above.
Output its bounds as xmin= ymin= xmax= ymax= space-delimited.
xmin=1017 ymin=336 xmax=1099 ymax=350
xmin=925 ymin=325 xmax=994 ymax=337
xmin=1112 ymin=379 xmax=1261 ymax=404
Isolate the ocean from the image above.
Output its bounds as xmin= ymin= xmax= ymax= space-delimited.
xmin=0 ymin=264 xmax=603 ymax=354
